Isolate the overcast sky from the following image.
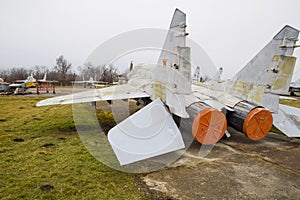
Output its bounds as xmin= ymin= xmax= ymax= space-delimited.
xmin=1 ymin=0 xmax=300 ymax=79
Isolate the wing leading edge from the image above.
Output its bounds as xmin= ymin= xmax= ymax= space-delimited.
xmin=36 ymin=84 xmax=150 ymax=107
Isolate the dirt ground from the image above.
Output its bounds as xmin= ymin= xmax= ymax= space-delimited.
xmin=14 ymin=87 xmax=300 ymax=199
xmin=140 ymin=130 xmax=300 ymax=200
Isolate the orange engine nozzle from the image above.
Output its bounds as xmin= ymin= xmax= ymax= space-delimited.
xmin=243 ymin=108 xmax=273 ymax=140
xmin=191 ymin=108 xmax=227 ymax=145
xmin=227 ymin=101 xmax=273 ymax=140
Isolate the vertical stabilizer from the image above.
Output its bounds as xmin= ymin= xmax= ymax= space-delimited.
xmin=207 ymin=67 xmax=223 ymax=83
xmin=228 ymin=25 xmax=299 ymax=112
xmin=158 ymin=8 xmax=187 ymax=63
xmin=153 ymin=8 xmax=191 ymax=118
xmin=42 ymin=73 xmax=47 ymax=81
xmin=154 ymin=9 xmax=191 ymax=95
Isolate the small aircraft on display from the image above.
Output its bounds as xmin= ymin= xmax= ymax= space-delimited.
xmin=9 ymin=74 xmax=36 ymax=94
xmin=37 ymin=9 xmax=300 ymax=166
xmin=36 ymin=73 xmax=49 ymax=83
xmin=35 ymin=73 xmax=58 ymax=94
xmin=8 ymin=73 xmax=57 ymax=94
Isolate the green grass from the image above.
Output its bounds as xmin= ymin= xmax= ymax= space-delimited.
xmin=280 ymin=99 xmax=300 ymax=108
xmin=0 ymin=97 xmax=146 ymax=200
xmin=1 ymin=96 xmax=299 ymax=199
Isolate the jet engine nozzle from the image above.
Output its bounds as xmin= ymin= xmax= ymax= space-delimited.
xmin=227 ymin=101 xmax=273 ymax=140
xmin=243 ymin=107 xmax=273 ymax=140
xmin=186 ymin=103 xmax=227 ymax=145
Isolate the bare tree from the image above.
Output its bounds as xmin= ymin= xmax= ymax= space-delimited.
xmin=100 ymin=65 xmax=118 ymax=83
xmin=77 ymin=62 xmax=105 ymax=81
xmin=77 ymin=62 xmax=119 ymax=83
xmin=0 ymin=69 xmax=10 ymax=82
xmin=10 ymin=67 xmax=30 ymax=82
xmin=54 ymin=55 xmax=72 ymax=86
xmin=0 ymin=67 xmax=30 ymax=83
xmin=33 ymin=65 xmax=49 ymax=80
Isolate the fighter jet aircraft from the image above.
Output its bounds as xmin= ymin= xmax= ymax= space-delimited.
xmin=35 ymin=73 xmax=55 ymax=83
xmin=37 ymin=9 xmax=300 ymax=165
xmin=9 ymin=73 xmax=57 ymax=94
xmin=9 ymin=74 xmax=36 ymax=94
xmin=35 ymin=73 xmax=58 ymax=94
xmin=9 ymin=74 xmax=36 ymax=88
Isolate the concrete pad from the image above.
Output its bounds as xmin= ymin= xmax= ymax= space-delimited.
xmin=141 ymin=130 xmax=300 ymax=199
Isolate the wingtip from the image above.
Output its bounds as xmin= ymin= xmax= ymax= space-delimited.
xmin=36 ymin=99 xmax=58 ymax=107
xmin=36 ymin=100 xmax=46 ymax=107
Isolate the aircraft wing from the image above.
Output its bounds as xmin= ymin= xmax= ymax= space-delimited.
xmin=71 ymin=80 xmax=85 ymax=84
xmin=9 ymin=83 xmax=22 ymax=87
xmin=36 ymin=84 xmax=150 ymax=106
xmin=272 ymin=104 xmax=300 ymax=137
xmin=37 ymin=80 xmax=58 ymax=83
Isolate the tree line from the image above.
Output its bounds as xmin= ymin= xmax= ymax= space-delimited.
xmin=0 ymin=55 xmax=119 ymax=86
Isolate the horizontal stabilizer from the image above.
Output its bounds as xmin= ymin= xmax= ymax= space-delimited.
xmin=108 ymin=98 xmax=185 ymax=165
xmin=272 ymin=104 xmax=300 ymax=137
